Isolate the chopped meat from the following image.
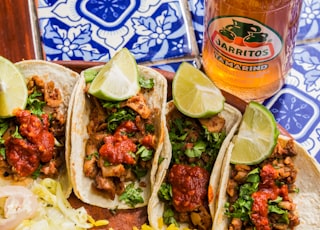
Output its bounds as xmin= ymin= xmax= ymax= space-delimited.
xmin=41 ymin=160 xmax=58 ymax=176
xmin=226 ymin=139 xmax=300 ymax=230
xmin=140 ymin=134 xmax=156 ymax=149
xmin=99 ymin=163 xmax=126 ymax=178
xmin=27 ymin=75 xmax=45 ymax=94
xmin=230 ymin=218 xmax=242 ymax=230
xmin=124 ymin=168 xmax=137 ymax=181
xmin=226 ymin=179 xmax=238 ymax=198
xmin=123 ymin=93 xmax=151 ymax=119
xmin=95 ymin=175 xmax=116 ymax=200
xmin=88 ymin=97 xmax=108 ymax=133
xmin=84 ymin=155 xmax=98 ymax=179
xmin=199 ymin=115 xmax=225 ymax=133
xmin=85 ymin=138 xmax=99 ymax=156
xmin=190 ymin=206 xmax=212 ymax=230
xmin=44 ymin=81 xmax=62 ymax=107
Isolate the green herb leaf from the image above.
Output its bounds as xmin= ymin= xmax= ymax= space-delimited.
xmin=158 ymin=183 xmax=172 ymax=201
xmin=103 ymin=160 xmax=111 ymax=167
xmin=225 ymin=167 xmax=260 ymax=221
xmin=26 ymin=91 xmax=45 ymax=116
xmin=139 ymin=77 xmax=154 ymax=89
xmin=136 ymin=145 xmax=153 ymax=161
xmin=145 ymin=123 xmax=155 ymax=134
xmin=32 ymin=165 xmax=42 ymax=179
xmin=268 ymin=205 xmax=286 ymax=214
xmin=132 ymin=165 xmax=148 ymax=179
xmin=102 ymin=101 xmax=121 ymax=109
xmin=0 ymin=148 xmax=5 ymax=159
xmin=163 ymin=208 xmax=179 ymax=227
xmin=0 ymin=119 xmax=7 ymax=159
xmin=119 ymin=183 xmax=144 ymax=207
xmin=107 ymin=108 xmax=136 ymax=133
xmin=12 ymin=126 xmax=22 ymax=139
xmin=185 ymin=141 xmax=206 ymax=158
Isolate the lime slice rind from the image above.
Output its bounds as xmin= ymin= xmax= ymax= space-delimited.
xmin=172 ymin=62 xmax=225 ymax=118
xmin=0 ymin=56 xmax=28 ymax=118
xmin=230 ymin=101 xmax=279 ymax=165
xmin=88 ymin=48 xmax=140 ymax=101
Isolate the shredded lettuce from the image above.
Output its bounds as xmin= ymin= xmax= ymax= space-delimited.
xmin=15 ymin=178 xmax=108 ymax=230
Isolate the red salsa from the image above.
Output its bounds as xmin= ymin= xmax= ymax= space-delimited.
xmin=168 ymin=164 xmax=210 ymax=212
xmin=99 ymin=121 xmax=137 ymax=165
xmin=251 ymin=164 xmax=289 ymax=230
xmin=5 ymin=109 xmax=55 ymax=177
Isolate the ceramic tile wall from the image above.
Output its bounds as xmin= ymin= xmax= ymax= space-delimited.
xmin=36 ymin=0 xmax=320 ymax=161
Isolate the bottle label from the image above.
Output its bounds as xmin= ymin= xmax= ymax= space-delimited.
xmin=207 ymin=16 xmax=283 ymax=71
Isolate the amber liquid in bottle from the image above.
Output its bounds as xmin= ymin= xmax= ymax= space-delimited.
xmin=202 ymin=0 xmax=302 ymax=101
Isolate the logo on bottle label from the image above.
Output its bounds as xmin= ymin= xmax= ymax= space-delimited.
xmin=207 ymin=16 xmax=283 ymax=71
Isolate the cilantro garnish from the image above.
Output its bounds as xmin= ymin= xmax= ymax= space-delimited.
xmin=119 ymin=182 xmax=144 ymax=207
xmin=26 ymin=90 xmax=45 ymax=116
xmin=12 ymin=126 xmax=22 ymax=139
xmin=225 ymin=168 xmax=260 ymax=221
xmin=185 ymin=141 xmax=206 ymax=158
xmin=163 ymin=208 xmax=179 ymax=227
xmin=136 ymin=145 xmax=153 ymax=161
xmin=0 ymin=120 xmax=8 ymax=159
xmin=168 ymin=116 xmax=226 ymax=171
xmin=225 ymin=167 xmax=291 ymax=225
xmin=107 ymin=108 xmax=136 ymax=133
xmin=31 ymin=164 xmax=42 ymax=179
xmin=158 ymin=183 xmax=172 ymax=202
xmin=139 ymin=77 xmax=154 ymax=89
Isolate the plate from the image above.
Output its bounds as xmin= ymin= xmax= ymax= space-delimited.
xmin=62 ymin=61 xmax=291 ymax=230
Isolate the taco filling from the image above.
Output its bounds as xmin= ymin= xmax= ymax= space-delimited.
xmin=225 ymin=139 xmax=300 ymax=230
xmin=157 ymin=106 xmax=226 ymax=229
xmin=0 ymin=76 xmax=66 ymax=180
xmin=83 ymin=78 xmax=158 ymax=206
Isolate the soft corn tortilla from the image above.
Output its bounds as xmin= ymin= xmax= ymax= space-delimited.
xmin=213 ymin=135 xmax=320 ymax=229
xmin=69 ymin=65 xmax=167 ymax=209
xmin=0 ymin=60 xmax=79 ymax=197
xmin=148 ymin=100 xmax=242 ymax=229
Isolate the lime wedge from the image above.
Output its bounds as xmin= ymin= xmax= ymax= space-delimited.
xmin=172 ymin=62 xmax=225 ymax=118
xmin=0 ymin=56 xmax=28 ymax=118
xmin=231 ymin=101 xmax=280 ymax=165
xmin=88 ymin=48 xmax=140 ymax=101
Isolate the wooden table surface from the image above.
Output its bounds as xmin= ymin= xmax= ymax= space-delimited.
xmin=0 ymin=0 xmax=42 ymax=62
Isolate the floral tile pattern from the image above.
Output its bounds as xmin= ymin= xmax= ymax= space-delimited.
xmin=36 ymin=0 xmax=320 ymax=163
xmin=37 ymin=0 xmax=198 ymax=63
xmin=263 ymin=42 xmax=320 ymax=161
xmin=297 ymin=0 xmax=320 ymax=40
xmin=187 ymin=0 xmax=204 ymax=51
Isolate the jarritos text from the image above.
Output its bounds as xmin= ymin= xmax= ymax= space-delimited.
xmin=208 ymin=16 xmax=283 ymax=71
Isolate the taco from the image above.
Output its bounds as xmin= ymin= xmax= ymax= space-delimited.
xmin=147 ymin=100 xmax=242 ymax=230
xmin=213 ymin=135 xmax=320 ymax=229
xmin=69 ymin=65 xmax=167 ymax=209
xmin=0 ymin=60 xmax=79 ymax=197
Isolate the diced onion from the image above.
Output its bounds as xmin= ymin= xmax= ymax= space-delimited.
xmin=0 ymin=185 xmax=38 ymax=230
xmin=14 ymin=178 xmax=107 ymax=230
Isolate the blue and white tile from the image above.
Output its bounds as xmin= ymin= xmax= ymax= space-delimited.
xmin=37 ymin=0 xmax=198 ymax=63
xmin=264 ymin=42 xmax=320 ymax=161
xmin=297 ymin=0 xmax=320 ymax=41
xmin=188 ymin=0 xmax=204 ymax=52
